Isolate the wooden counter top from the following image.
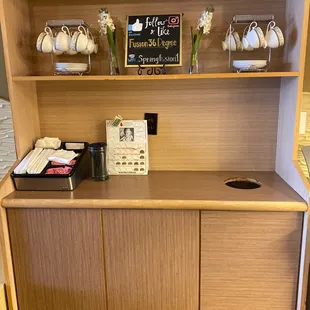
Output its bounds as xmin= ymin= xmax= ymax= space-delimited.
xmin=2 ymin=171 xmax=307 ymax=211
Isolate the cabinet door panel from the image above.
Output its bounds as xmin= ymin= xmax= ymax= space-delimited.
xmin=103 ymin=210 xmax=199 ymax=310
xmin=7 ymin=209 xmax=107 ymax=310
xmin=200 ymin=211 xmax=302 ymax=310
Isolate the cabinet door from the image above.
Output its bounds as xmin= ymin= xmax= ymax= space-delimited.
xmin=102 ymin=210 xmax=199 ymax=310
xmin=200 ymin=211 xmax=303 ymax=310
xmin=7 ymin=209 xmax=107 ymax=310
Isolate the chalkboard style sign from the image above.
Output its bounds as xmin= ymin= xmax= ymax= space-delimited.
xmin=125 ymin=14 xmax=182 ymax=68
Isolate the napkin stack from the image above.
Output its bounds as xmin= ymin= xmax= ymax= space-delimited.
xmin=35 ymin=137 xmax=61 ymax=149
xmin=48 ymin=150 xmax=77 ymax=165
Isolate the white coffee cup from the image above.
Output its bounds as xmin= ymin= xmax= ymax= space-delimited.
xmin=222 ymin=28 xmax=242 ymax=51
xmin=81 ymin=30 xmax=95 ymax=55
xmin=246 ymin=22 xmax=267 ymax=49
xmin=55 ymin=26 xmax=71 ymax=52
xmin=52 ymin=39 xmax=63 ymax=55
xmin=242 ymin=26 xmax=254 ymax=51
xmin=36 ymin=27 xmax=53 ymax=53
xmin=70 ymin=26 xmax=88 ymax=52
xmin=86 ymin=32 xmax=95 ymax=54
xmin=64 ymin=32 xmax=78 ymax=55
xmin=266 ymin=21 xmax=285 ymax=48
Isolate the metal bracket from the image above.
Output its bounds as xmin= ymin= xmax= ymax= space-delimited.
xmin=137 ymin=64 xmax=167 ymax=75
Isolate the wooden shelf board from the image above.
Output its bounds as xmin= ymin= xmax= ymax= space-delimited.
xmin=12 ymin=72 xmax=300 ymax=82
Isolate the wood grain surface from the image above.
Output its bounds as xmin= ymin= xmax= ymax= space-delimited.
xmin=102 ymin=209 xmax=199 ymax=310
xmin=0 ymin=171 xmax=17 ymax=310
xmin=1 ymin=0 xmax=33 ymax=76
xmin=200 ymin=211 xmax=303 ymax=310
xmin=298 ymin=212 xmax=309 ymax=310
xmin=0 ymin=0 xmax=41 ymax=158
xmin=0 ymin=285 xmax=7 ymax=310
xmin=8 ymin=82 xmax=41 ymax=159
xmin=37 ymin=78 xmax=279 ymax=171
xmin=2 ymin=171 xmax=306 ymax=211
xmin=12 ymin=72 xmax=299 ymax=81
xmin=7 ymin=209 xmax=107 ymax=310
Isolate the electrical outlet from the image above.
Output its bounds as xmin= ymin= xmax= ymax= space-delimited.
xmin=144 ymin=113 xmax=158 ymax=135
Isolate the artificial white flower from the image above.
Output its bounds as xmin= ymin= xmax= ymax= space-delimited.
xmin=98 ymin=10 xmax=115 ymax=35
xmin=197 ymin=11 xmax=213 ymax=34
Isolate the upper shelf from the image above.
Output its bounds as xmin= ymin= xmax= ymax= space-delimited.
xmin=12 ymin=72 xmax=299 ymax=82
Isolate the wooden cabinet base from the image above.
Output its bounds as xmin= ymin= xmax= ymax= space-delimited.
xmin=5 ymin=209 xmax=304 ymax=310
xmin=7 ymin=209 xmax=107 ymax=310
xmin=200 ymin=211 xmax=303 ymax=310
xmin=102 ymin=210 xmax=200 ymax=310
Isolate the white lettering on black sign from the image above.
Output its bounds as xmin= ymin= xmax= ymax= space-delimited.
xmin=125 ymin=14 xmax=182 ymax=67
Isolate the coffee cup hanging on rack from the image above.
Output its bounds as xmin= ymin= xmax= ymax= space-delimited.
xmin=222 ymin=28 xmax=243 ymax=51
xmin=36 ymin=27 xmax=54 ymax=53
xmin=265 ymin=21 xmax=285 ymax=48
xmin=52 ymin=38 xmax=63 ymax=55
xmin=241 ymin=26 xmax=254 ymax=51
xmin=245 ymin=22 xmax=267 ymax=49
xmin=70 ymin=25 xmax=88 ymax=52
xmin=65 ymin=32 xmax=78 ymax=55
xmin=81 ymin=30 xmax=95 ymax=55
xmin=55 ymin=26 xmax=72 ymax=52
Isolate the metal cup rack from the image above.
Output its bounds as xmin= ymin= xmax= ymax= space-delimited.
xmin=45 ymin=19 xmax=92 ymax=76
xmin=228 ymin=14 xmax=275 ymax=73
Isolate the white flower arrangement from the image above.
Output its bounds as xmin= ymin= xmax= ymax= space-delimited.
xmin=98 ymin=9 xmax=116 ymax=35
xmin=190 ymin=7 xmax=215 ymax=74
xmin=98 ymin=8 xmax=120 ymax=74
xmin=197 ymin=10 xmax=214 ymax=35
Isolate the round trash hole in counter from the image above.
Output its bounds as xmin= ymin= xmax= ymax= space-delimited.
xmin=224 ymin=177 xmax=262 ymax=190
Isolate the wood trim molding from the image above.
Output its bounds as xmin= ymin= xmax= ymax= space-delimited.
xmin=0 ymin=171 xmax=18 ymax=310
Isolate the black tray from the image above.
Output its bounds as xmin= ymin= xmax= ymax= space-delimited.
xmin=11 ymin=142 xmax=89 ymax=191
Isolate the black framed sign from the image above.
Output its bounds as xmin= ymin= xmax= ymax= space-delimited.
xmin=125 ymin=14 xmax=183 ymax=68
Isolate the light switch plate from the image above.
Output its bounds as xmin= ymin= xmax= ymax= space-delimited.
xmin=144 ymin=113 xmax=158 ymax=135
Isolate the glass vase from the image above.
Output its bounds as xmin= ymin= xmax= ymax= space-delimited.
xmin=109 ymin=47 xmax=120 ymax=75
xmin=189 ymin=51 xmax=199 ymax=74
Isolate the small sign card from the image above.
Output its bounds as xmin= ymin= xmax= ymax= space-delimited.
xmin=106 ymin=120 xmax=149 ymax=175
xmin=125 ymin=14 xmax=182 ymax=67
